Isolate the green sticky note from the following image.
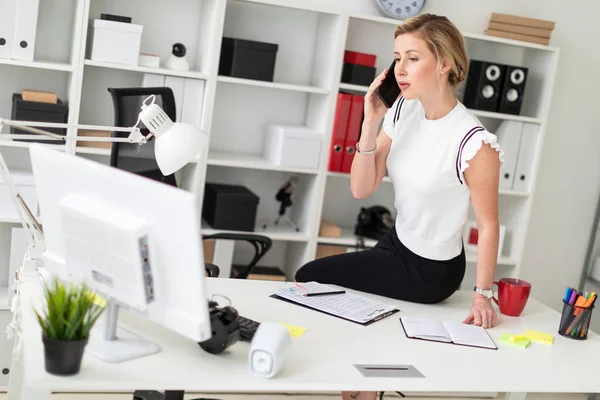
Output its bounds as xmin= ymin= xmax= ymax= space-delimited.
xmin=499 ymin=333 xmax=531 ymax=349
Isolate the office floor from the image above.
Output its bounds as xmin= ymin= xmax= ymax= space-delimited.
xmin=0 ymin=392 xmax=591 ymax=399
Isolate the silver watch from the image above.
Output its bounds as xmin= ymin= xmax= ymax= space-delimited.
xmin=474 ymin=286 xmax=494 ymax=299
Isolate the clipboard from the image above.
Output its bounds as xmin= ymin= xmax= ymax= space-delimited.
xmin=270 ymin=293 xmax=399 ymax=326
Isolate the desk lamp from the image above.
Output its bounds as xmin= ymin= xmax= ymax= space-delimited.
xmin=0 ymin=94 xmax=208 ymax=351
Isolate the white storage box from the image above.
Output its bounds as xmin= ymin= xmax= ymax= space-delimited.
xmin=139 ymin=53 xmax=160 ymax=68
xmin=0 ymin=170 xmax=38 ymax=218
xmin=263 ymin=125 xmax=323 ymax=169
xmin=89 ymin=19 xmax=143 ymax=65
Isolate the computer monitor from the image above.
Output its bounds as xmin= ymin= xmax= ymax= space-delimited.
xmin=29 ymin=144 xmax=211 ymax=363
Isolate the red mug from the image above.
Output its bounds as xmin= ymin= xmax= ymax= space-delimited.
xmin=493 ymin=278 xmax=531 ymax=317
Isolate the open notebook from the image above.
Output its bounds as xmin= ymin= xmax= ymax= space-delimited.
xmin=399 ymin=316 xmax=497 ymax=350
xmin=270 ymin=282 xmax=399 ymax=325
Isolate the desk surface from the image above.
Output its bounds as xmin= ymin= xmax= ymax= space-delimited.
xmin=18 ymin=273 xmax=600 ymax=394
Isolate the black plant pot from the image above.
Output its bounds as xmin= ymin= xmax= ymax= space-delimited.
xmin=42 ymin=335 xmax=88 ymax=376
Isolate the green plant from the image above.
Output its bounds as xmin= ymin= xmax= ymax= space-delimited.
xmin=35 ymin=278 xmax=105 ymax=341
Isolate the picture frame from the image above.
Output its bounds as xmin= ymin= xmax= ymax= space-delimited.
xmin=463 ymin=221 xmax=506 ymax=260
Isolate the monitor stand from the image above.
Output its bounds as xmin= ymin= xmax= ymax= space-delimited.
xmin=87 ymin=301 xmax=160 ymax=363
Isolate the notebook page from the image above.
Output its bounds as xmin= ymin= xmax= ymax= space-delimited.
xmin=276 ymin=282 xmax=396 ymax=324
xmin=443 ymin=321 xmax=497 ymax=349
xmin=401 ymin=317 xmax=451 ymax=342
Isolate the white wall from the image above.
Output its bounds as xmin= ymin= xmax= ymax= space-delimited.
xmin=275 ymin=0 xmax=600 ymax=311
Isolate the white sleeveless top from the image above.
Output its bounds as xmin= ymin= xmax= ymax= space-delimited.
xmin=382 ymin=97 xmax=504 ymax=261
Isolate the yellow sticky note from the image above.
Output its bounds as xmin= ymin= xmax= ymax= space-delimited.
xmin=278 ymin=323 xmax=307 ymax=338
xmin=524 ymin=329 xmax=554 ymax=345
xmin=499 ymin=333 xmax=530 ymax=349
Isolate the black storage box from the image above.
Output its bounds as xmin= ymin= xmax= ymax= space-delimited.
xmin=341 ymin=63 xmax=376 ymax=86
xmin=11 ymin=93 xmax=68 ymax=143
xmin=219 ymin=37 xmax=278 ymax=82
xmin=202 ymin=183 xmax=260 ymax=232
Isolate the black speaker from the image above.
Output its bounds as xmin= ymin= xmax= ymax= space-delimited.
xmin=463 ymin=60 xmax=506 ymax=112
xmin=497 ymin=66 xmax=528 ymax=115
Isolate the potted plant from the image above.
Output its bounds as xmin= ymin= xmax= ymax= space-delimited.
xmin=35 ymin=278 xmax=105 ymax=376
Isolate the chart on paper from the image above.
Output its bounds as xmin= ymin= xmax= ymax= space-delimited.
xmin=275 ymin=282 xmax=398 ymax=324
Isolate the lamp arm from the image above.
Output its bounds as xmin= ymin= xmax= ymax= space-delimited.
xmin=0 ymin=151 xmax=43 ymax=247
xmin=0 ymin=150 xmax=45 ymax=359
xmin=0 ymin=119 xmax=150 ymax=144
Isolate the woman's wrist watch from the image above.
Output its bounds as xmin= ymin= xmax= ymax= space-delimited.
xmin=474 ymin=286 xmax=493 ymax=299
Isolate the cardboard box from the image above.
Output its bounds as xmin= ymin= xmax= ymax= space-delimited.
xmin=21 ymin=89 xmax=57 ymax=104
xmin=76 ymin=130 xmax=113 ymax=149
xmin=490 ymin=13 xmax=555 ymax=30
xmin=319 ymin=220 xmax=341 ymax=238
xmin=316 ymin=245 xmax=347 ymax=259
xmin=203 ymin=239 xmax=215 ymax=264
xmin=487 ymin=21 xmax=552 ymax=39
xmin=485 ymin=29 xmax=550 ymax=45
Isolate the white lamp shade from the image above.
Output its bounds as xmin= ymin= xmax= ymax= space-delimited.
xmin=155 ymin=122 xmax=207 ymax=176
xmin=138 ymin=99 xmax=207 ymax=176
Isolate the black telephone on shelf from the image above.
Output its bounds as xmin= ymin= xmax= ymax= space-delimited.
xmin=354 ymin=205 xmax=395 ymax=241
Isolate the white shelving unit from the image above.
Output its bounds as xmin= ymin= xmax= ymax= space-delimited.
xmin=0 ymin=0 xmax=559 ymax=290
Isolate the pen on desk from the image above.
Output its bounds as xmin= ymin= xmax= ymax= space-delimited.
xmin=303 ymin=290 xmax=346 ymax=297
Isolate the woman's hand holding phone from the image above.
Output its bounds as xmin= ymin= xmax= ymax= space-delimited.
xmin=364 ymin=69 xmax=390 ymax=124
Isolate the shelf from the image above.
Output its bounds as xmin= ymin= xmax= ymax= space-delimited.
xmin=201 ymin=220 xmax=310 ymax=242
xmin=499 ymin=189 xmax=529 ymax=197
xmin=75 ymin=147 xmax=111 ymax=156
xmin=327 ymin=171 xmax=391 ymax=183
xmin=0 ymin=58 xmax=73 ymax=72
xmin=84 ymin=59 xmax=209 ymax=80
xmin=74 ymin=147 xmax=202 ymax=166
xmin=339 ymin=82 xmax=370 ymax=93
xmin=208 ymin=151 xmax=319 ymax=174
xmin=0 ymin=139 xmax=66 ymax=151
xmin=217 ymin=76 xmax=329 ymax=94
xmin=463 ymin=32 xmax=558 ymax=52
xmin=347 ymin=13 xmax=401 ymax=26
xmin=327 ymin=172 xmax=526 ymax=194
xmin=337 ymin=84 xmax=541 ymax=124
xmin=469 ymin=109 xmax=541 ymax=124
xmin=0 ymin=216 xmax=25 ymax=224
xmin=318 ymin=228 xmax=378 ymax=248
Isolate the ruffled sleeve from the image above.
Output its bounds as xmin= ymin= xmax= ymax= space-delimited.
xmin=382 ymin=96 xmax=405 ymax=139
xmin=457 ymin=128 xmax=505 ymax=184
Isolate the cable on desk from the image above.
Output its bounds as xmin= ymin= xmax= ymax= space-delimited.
xmin=210 ymin=293 xmax=232 ymax=307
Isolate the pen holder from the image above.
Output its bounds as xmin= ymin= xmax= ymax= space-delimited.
xmin=558 ymin=300 xmax=594 ymax=340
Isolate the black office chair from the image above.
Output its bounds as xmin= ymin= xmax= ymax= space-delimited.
xmin=132 ymin=234 xmax=272 ymax=400
xmin=107 ymin=87 xmax=178 ymax=187
xmin=202 ymin=233 xmax=272 ymax=279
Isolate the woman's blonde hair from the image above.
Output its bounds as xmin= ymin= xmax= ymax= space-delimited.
xmin=394 ymin=14 xmax=468 ymax=88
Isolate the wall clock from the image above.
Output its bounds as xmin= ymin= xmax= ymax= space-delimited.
xmin=375 ymin=0 xmax=426 ymax=20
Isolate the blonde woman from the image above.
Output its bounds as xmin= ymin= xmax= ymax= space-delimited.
xmin=296 ymin=16 xmax=503 ymax=398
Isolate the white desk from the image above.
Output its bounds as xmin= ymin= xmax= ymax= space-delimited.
xmin=7 ymin=270 xmax=600 ymax=400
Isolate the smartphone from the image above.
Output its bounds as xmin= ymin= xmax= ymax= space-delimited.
xmin=376 ymin=60 xmax=401 ymax=108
